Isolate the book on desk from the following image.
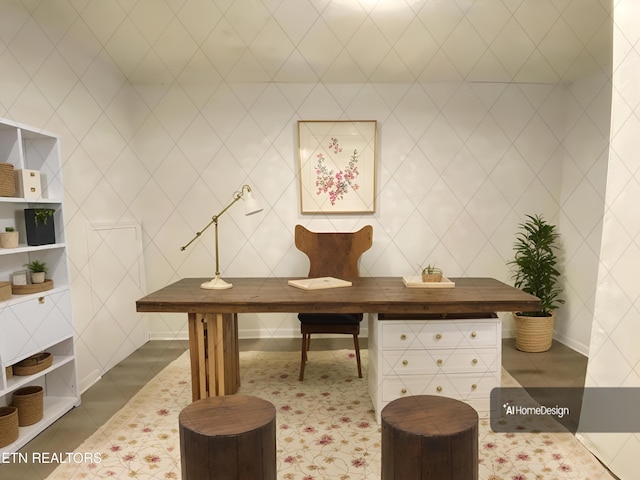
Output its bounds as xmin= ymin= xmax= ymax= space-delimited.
xmin=287 ymin=277 xmax=352 ymax=290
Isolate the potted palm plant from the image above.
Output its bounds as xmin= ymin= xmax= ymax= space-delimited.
xmin=25 ymin=260 xmax=48 ymax=284
xmin=508 ymin=214 xmax=564 ymax=352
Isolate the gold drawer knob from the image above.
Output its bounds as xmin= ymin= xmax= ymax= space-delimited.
xmin=402 ymin=359 xmax=408 ymax=366
xmin=436 ymin=386 xmax=442 ymax=392
xmin=471 ymin=384 xmax=477 ymax=390
xmin=435 ymin=333 xmax=442 ymax=340
xmin=401 ymin=388 xmax=407 ymax=394
xmin=38 ymin=297 xmax=45 ymax=304
xmin=472 ymin=358 xmax=478 ymax=365
xmin=471 ymin=331 xmax=477 ymax=338
xmin=400 ymin=334 xmax=407 ymax=340
xmin=436 ymin=359 xmax=443 ymax=366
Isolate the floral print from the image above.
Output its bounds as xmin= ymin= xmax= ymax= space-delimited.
xmin=48 ymin=350 xmax=613 ymax=479
xmin=314 ymin=136 xmax=360 ymax=206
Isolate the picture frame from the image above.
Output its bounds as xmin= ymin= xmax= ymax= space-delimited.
xmin=297 ymin=120 xmax=377 ymax=214
xmin=11 ymin=270 xmax=28 ymax=285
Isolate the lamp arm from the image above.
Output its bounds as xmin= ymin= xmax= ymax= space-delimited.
xmin=179 ymin=185 xmax=253 ymax=252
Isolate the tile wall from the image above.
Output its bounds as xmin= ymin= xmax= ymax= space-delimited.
xmin=578 ymin=1 xmax=640 ymax=477
xmin=0 ymin=0 xmax=610 ymax=416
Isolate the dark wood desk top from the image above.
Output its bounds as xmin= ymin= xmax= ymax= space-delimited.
xmin=136 ymin=277 xmax=539 ymax=315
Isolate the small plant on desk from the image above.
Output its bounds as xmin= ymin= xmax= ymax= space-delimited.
xmin=421 ymin=264 xmax=443 ymax=282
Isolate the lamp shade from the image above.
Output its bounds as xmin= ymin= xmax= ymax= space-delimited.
xmin=244 ymin=190 xmax=263 ymax=215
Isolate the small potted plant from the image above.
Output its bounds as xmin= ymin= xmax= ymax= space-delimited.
xmin=25 ymin=260 xmax=48 ymax=284
xmin=0 ymin=227 xmax=19 ymax=248
xmin=508 ymin=214 xmax=564 ymax=352
xmin=422 ymin=264 xmax=443 ymax=282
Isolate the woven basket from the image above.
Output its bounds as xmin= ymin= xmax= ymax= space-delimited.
xmin=0 ymin=163 xmax=16 ymax=197
xmin=12 ymin=385 xmax=44 ymax=426
xmin=13 ymin=352 xmax=53 ymax=376
xmin=0 ymin=406 xmax=19 ymax=447
xmin=514 ymin=311 xmax=555 ymax=352
xmin=421 ymin=273 xmax=442 ymax=282
xmin=422 ymin=267 xmax=443 ymax=282
xmin=0 ymin=280 xmax=11 ymax=301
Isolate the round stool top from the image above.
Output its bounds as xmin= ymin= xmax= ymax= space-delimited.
xmin=381 ymin=395 xmax=478 ymax=436
xmin=179 ymin=395 xmax=275 ymax=436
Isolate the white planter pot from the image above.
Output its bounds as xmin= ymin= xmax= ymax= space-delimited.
xmin=31 ymin=272 xmax=45 ymax=284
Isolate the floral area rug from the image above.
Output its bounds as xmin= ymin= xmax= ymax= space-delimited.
xmin=47 ymin=349 xmax=614 ymax=480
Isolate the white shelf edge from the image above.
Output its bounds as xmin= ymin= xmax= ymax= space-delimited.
xmin=0 ymin=197 xmax=62 ymax=204
xmin=0 ymin=242 xmax=66 ymax=256
xmin=0 ymin=396 xmax=79 ymax=455
xmin=2 ymin=354 xmax=74 ymax=394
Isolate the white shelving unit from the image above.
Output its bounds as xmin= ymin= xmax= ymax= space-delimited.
xmin=0 ymin=118 xmax=79 ymax=454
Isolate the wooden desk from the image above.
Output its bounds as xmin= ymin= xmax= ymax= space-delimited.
xmin=136 ymin=277 xmax=538 ymax=400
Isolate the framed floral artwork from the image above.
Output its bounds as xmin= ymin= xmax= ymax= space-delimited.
xmin=297 ymin=120 xmax=377 ymax=214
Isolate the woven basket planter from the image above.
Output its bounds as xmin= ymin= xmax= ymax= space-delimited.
xmin=0 ymin=406 xmax=19 ymax=447
xmin=12 ymin=385 xmax=44 ymax=426
xmin=0 ymin=163 xmax=15 ymax=197
xmin=514 ymin=311 xmax=555 ymax=353
xmin=421 ymin=273 xmax=442 ymax=282
xmin=422 ymin=267 xmax=443 ymax=283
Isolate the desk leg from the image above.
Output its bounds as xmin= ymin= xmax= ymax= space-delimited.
xmin=188 ymin=313 xmax=207 ymax=401
xmin=189 ymin=312 xmax=240 ymax=400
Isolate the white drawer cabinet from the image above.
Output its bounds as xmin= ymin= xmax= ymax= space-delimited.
xmin=0 ymin=290 xmax=73 ymax=365
xmin=0 ymin=118 xmax=79 ymax=454
xmin=368 ymin=313 xmax=501 ymax=422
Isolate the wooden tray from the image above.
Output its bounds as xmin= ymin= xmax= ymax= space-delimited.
xmin=402 ymin=276 xmax=456 ymax=289
xmin=11 ymin=279 xmax=54 ymax=294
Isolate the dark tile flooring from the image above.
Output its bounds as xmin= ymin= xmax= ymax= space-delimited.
xmin=1 ymin=337 xmax=588 ymax=479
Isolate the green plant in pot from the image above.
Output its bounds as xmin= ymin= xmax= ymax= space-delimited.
xmin=508 ymin=214 xmax=564 ymax=352
xmin=421 ymin=264 xmax=443 ymax=282
xmin=24 ymin=208 xmax=56 ymax=246
xmin=25 ymin=260 xmax=48 ymax=284
xmin=0 ymin=226 xmax=19 ymax=249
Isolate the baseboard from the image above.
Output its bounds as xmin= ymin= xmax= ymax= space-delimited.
xmin=79 ymin=369 xmax=102 ymax=394
xmin=553 ymin=331 xmax=590 ymax=356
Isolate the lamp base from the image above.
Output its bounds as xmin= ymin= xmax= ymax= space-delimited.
xmin=201 ymin=275 xmax=233 ymax=290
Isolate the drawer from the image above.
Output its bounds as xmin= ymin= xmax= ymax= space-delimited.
xmin=0 ymin=290 xmax=73 ymax=365
xmin=381 ymin=319 xmax=498 ymax=349
xmin=381 ymin=373 xmax=498 ymax=402
xmin=382 ymin=349 xmax=498 ymax=375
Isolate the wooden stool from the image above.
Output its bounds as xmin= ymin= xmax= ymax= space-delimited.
xmin=381 ymin=395 xmax=478 ymax=480
xmin=179 ymin=395 xmax=276 ymax=480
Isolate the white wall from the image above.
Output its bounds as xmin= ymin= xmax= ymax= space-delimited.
xmin=0 ymin=4 xmax=147 ymax=391
xmin=577 ymin=1 xmax=640 ymax=477
xmin=0 ymin=2 xmax=609 ymax=389
xmin=138 ymin=79 xmax=609 ymax=355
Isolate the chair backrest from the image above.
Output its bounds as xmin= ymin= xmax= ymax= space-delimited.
xmin=294 ymin=225 xmax=373 ymax=278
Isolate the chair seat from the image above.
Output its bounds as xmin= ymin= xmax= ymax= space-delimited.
xmin=298 ymin=313 xmax=363 ymax=325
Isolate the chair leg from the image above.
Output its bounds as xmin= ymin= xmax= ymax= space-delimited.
xmin=299 ymin=333 xmax=307 ymax=381
xmin=353 ymin=334 xmax=362 ymax=378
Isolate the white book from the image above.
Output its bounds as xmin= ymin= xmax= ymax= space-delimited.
xmin=288 ymin=277 xmax=353 ymax=290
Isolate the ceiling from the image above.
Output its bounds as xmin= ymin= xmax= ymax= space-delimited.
xmin=10 ymin=0 xmax=613 ymax=84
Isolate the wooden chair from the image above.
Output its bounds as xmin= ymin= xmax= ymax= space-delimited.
xmin=294 ymin=224 xmax=373 ymax=381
